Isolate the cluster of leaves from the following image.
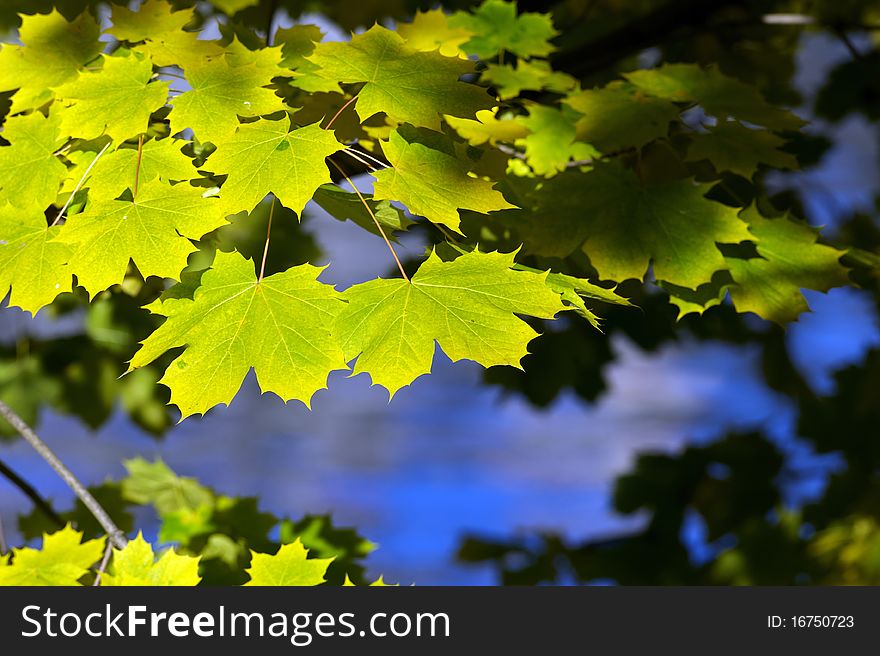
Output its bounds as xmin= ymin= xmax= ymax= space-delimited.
xmin=4 ymin=457 xmax=385 ymax=585
xmin=0 ymin=0 xmax=864 ymax=423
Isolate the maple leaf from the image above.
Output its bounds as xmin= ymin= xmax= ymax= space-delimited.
xmin=514 ymin=105 xmax=599 ymax=176
xmin=102 ymin=533 xmax=201 ymax=586
xmin=244 ymin=539 xmax=334 ymax=586
xmin=0 ymin=204 xmax=72 ymax=315
xmin=372 ymin=128 xmax=514 ymax=233
xmin=68 ymin=137 xmax=196 ymax=202
xmin=275 ymin=25 xmax=340 ymax=93
xmin=0 ymin=524 xmax=104 ymax=586
xmin=726 ymin=209 xmax=850 ymax=323
xmin=57 ymin=179 xmax=227 ymax=296
xmin=624 ymin=63 xmax=806 ymax=131
xmin=0 ymin=10 xmax=101 ymax=112
xmin=512 ymin=163 xmax=752 ymax=288
xmin=397 ymin=8 xmax=473 ymax=58
xmin=128 ymin=251 xmax=348 ymax=418
xmin=685 ymin=121 xmax=799 ymax=178
xmin=0 ymin=111 xmax=67 ymax=209
xmin=563 ymin=82 xmax=681 ymax=152
xmin=482 ymin=59 xmax=575 ymax=100
xmin=449 ymin=0 xmax=558 ymax=59
xmin=168 ymin=57 xmax=283 ymax=144
xmin=54 ymin=53 xmax=169 ymax=143
xmin=211 ymin=0 xmax=261 ymax=13
xmin=307 ymin=25 xmax=492 ymax=130
xmin=336 ymin=249 xmax=565 ymax=397
xmin=206 ymin=117 xmax=343 ymax=216
xmin=121 ymin=458 xmax=213 ymax=515
xmin=444 ymin=109 xmax=529 ymax=146
xmin=110 ymin=0 xmax=223 ymax=69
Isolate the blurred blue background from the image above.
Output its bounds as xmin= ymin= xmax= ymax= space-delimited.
xmin=1 ymin=29 xmax=879 ymax=585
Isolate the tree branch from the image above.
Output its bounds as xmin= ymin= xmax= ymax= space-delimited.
xmin=0 ymin=458 xmax=64 ymax=530
xmin=0 ymin=401 xmax=127 ymax=549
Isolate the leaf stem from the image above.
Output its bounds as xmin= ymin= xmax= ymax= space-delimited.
xmin=51 ymin=141 xmax=112 ymax=227
xmin=0 ymin=401 xmax=128 ymax=549
xmin=93 ymin=541 xmax=114 ymax=586
xmin=133 ymin=134 xmax=145 ymax=198
xmin=329 ymin=159 xmax=409 ymax=281
xmin=259 ymin=196 xmax=276 ymax=282
xmin=324 ymin=95 xmax=359 ymax=130
xmin=0 ymin=458 xmax=65 ymax=530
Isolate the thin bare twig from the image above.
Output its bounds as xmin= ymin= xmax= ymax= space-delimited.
xmin=51 ymin=141 xmax=112 ymax=227
xmin=0 ymin=458 xmax=64 ymax=529
xmin=0 ymin=515 xmax=6 ymax=555
xmin=92 ymin=541 xmax=114 ymax=586
xmin=329 ymin=159 xmax=409 ymax=281
xmin=259 ymin=196 xmax=276 ymax=282
xmin=0 ymin=401 xmax=127 ymax=549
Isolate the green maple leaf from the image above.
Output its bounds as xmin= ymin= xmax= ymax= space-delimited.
xmin=514 ymin=105 xmax=599 ymax=176
xmin=726 ymin=209 xmax=850 ymax=323
xmin=513 ymin=163 xmax=752 ymax=287
xmin=336 ymin=249 xmax=565 ymax=397
xmin=307 ymin=25 xmax=492 ymax=130
xmin=397 ymin=8 xmax=473 ymax=58
xmin=372 ymin=128 xmax=514 ymax=232
xmin=449 ymin=0 xmax=558 ymax=59
xmin=102 ymin=533 xmax=201 ymax=586
xmin=110 ymin=0 xmax=222 ymax=69
xmin=206 ymin=118 xmax=342 ymax=216
xmin=563 ymin=82 xmax=680 ymax=152
xmin=0 ymin=111 xmax=67 ymax=209
xmin=121 ymin=458 xmax=214 ymax=516
xmin=108 ymin=0 xmax=194 ymax=44
xmin=482 ymin=59 xmax=575 ymax=100
xmin=223 ymin=37 xmax=287 ymax=77
xmin=624 ymin=64 xmax=806 ymax=131
xmin=54 ymin=53 xmax=169 ymax=143
xmin=685 ymin=121 xmax=799 ymax=178
xmin=57 ymin=179 xmax=226 ymax=296
xmin=128 ymin=251 xmax=348 ymax=418
xmin=68 ymin=137 xmax=196 ymax=202
xmin=312 ymin=184 xmax=413 ymax=239
xmin=444 ymin=109 xmax=529 ymax=146
xmin=0 ymin=10 xmax=101 ymax=112
xmin=244 ymin=539 xmax=334 ymax=586
xmin=0 ymin=524 xmax=104 ymax=586
xmin=0 ymin=204 xmax=72 ymax=315
xmin=275 ymin=25 xmax=340 ymax=93
xmin=169 ymin=57 xmax=283 ymax=144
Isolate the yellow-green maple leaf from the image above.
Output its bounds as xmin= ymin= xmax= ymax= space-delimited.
xmin=336 ymin=249 xmax=565 ymax=397
xmin=685 ymin=121 xmax=799 ymax=178
xmin=307 ymin=25 xmax=492 ymax=130
xmin=129 ymin=251 xmax=348 ymax=418
xmin=0 ymin=111 xmax=67 ymax=209
xmin=372 ymin=129 xmax=514 ymax=232
xmin=101 ymin=533 xmax=201 ymax=586
xmin=275 ymin=25 xmax=340 ymax=93
xmin=169 ymin=58 xmax=283 ymax=144
xmin=0 ymin=524 xmax=104 ymax=586
xmin=244 ymin=539 xmax=333 ymax=586
xmin=0 ymin=10 xmax=101 ymax=112
xmin=449 ymin=0 xmax=558 ymax=59
xmin=57 ymin=179 xmax=226 ymax=295
xmin=0 ymin=204 xmax=72 ymax=315
xmin=67 ymin=138 xmax=196 ymax=201
xmin=397 ymin=8 xmax=472 ymax=58
xmin=444 ymin=109 xmax=529 ymax=146
xmin=109 ymin=0 xmax=222 ymax=69
xmin=206 ymin=118 xmax=342 ymax=216
xmin=482 ymin=59 xmax=575 ymax=100
xmin=54 ymin=53 xmax=169 ymax=143
xmin=514 ymin=104 xmax=599 ymax=176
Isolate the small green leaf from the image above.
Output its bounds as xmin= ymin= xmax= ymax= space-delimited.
xmin=102 ymin=533 xmax=201 ymax=586
xmin=449 ymin=0 xmax=558 ymax=59
xmin=244 ymin=539 xmax=333 ymax=586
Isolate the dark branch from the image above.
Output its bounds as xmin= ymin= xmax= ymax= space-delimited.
xmin=0 ymin=458 xmax=65 ymax=530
